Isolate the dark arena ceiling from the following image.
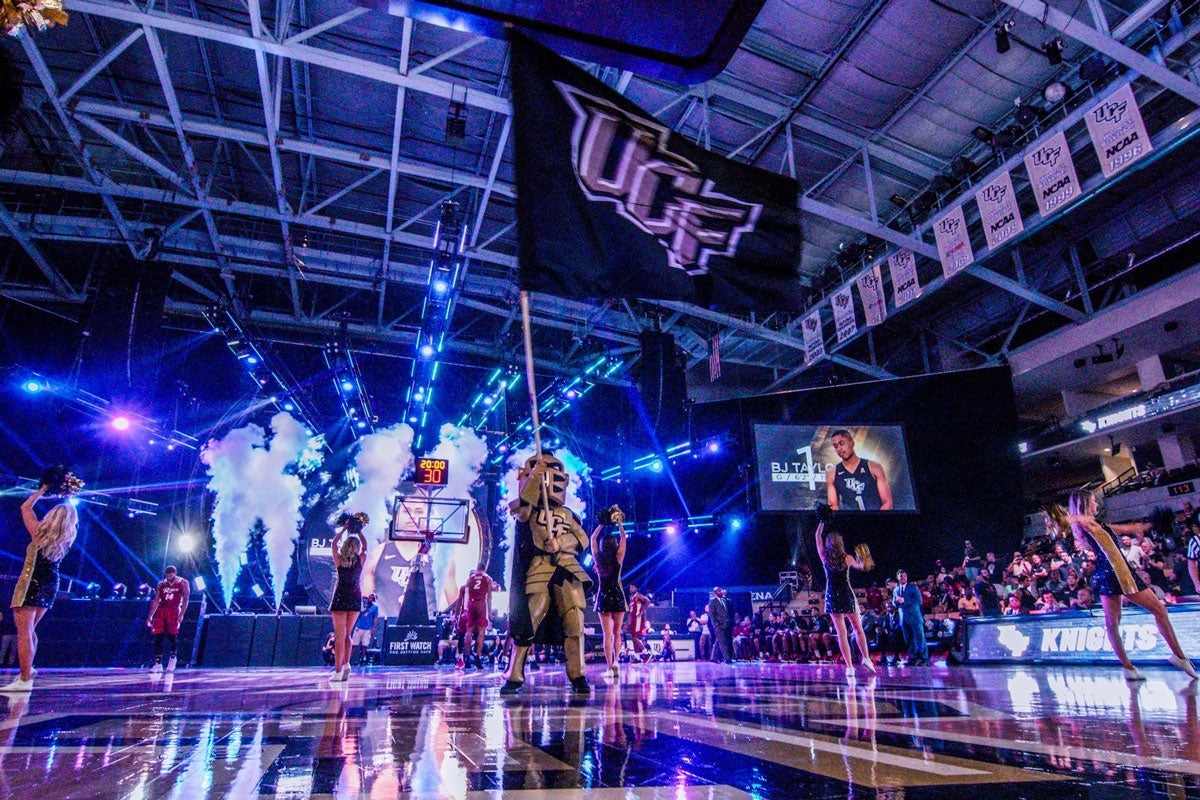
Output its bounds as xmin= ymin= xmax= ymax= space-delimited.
xmin=2 ymin=0 xmax=1200 ymax=478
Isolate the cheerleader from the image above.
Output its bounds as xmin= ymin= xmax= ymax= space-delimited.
xmin=1065 ymin=490 xmax=1197 ymax=681
xmin=814 ymin=504 xmax=876 ymax=676
xmin=328 ymin=512 xmax=368 ymax=683
xmin=4 ymin=468 xmax=82 ymax=692
xmin=589 ymin=505 xmax=627 ymax=677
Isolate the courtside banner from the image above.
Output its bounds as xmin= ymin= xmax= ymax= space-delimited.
xmin=801 ymin=309 xmax=825 ymax=362
xmin=1023 ymin=131 xmax=1081 ymax=218
xmin=509 ymin=33 xmax=805 ymax=312
xmin=832 ymin=285 xmax=857 ymax=343
xmin=888 ymin=249 xmax=920 ymax=307
xmin=933 ymin=205 xmax=973 ymax=278
xmin=1085 ymin=83 xmax=1153 ymax=178
xmin=975 ymin=170 xmax=1023 ymax=250
xmin=856 ymin=264 xmax=886 ymax=326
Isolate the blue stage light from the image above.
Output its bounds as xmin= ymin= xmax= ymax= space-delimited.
xmin=650 ymin=460 xmax=663 ymax=472
xmin=23 ymin=380 xmax=41 ymax=393
xmin=409 ymin=415 xmax=418 ymax=424
xmin=251 ymin=584 xmax=264 ymax=598
xmin=67 ymin=497 xmax=79 ymax=507
xmin=420 ymin=344 xmax=435 ymax=358
xmin=433 ymin=279 xmax=448 ymax=294
xmin=247 ymin=356 xmax=259 ymax=365
xmin=483 ymin=396 xmax=493 ymax=406
xmin=566 ymin=389 xmax=578 ymax=400
xmin=341 ymin=379 xmax=354 ymax=392
xmin=283 ymin=402 xmax=295 ymax=411
xmin=356 ymin=420 xmax=367 ymax=429
xmin=582 ymin=552 xmax=594 ymax=568
xmin=707 ymin=441 xmax=720 ymax=453
xmin=194 ymin=576 xmax=206 ymax=591
xmin=730 ymin=517 xmax=744 ymax=531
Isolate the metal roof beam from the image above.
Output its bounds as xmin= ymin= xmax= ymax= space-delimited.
xmin=800 ymin=197 xmax=939 ymax=260
xmin=0 ymin=202 xmax=75 ymax=297
xmin=1002 ymin=0 xmax=1200 ymax=106
xmin=69 ymin=0 xmax=509 ymax=114
xmin=965 ymin=266 xmax=1088 ymax=324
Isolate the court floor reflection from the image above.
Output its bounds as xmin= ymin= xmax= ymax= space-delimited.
xmin=0 ymin=662 xmax=1196 ymax=799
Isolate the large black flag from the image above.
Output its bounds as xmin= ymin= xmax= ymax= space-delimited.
xmin=510 ymin=33 xmax=805 ymax=313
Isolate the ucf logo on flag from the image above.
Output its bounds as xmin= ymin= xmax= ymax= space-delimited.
xmin=509 ymin=33 xmax=805 ymax=312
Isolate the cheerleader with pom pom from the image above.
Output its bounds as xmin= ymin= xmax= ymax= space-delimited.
xmin=328 ymin=512 xmax=369 ymax=683
xmin=4 ymin=466 xmax=82 ymax=692
xmin=813 ymin=503 xmax=876 ymax=676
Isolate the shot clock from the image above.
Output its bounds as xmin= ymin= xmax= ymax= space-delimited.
xmin=414 ymin=458 xmax=449 ymax=486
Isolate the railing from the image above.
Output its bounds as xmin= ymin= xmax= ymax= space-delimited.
xmin=1101 ymin=466 xmax=1138 ymax=497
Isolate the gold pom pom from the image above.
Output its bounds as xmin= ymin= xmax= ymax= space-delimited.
xmin=855 ymin=543 xmax=875 ymax=571
xmin=3 ymin=0 xmax=68 ymax=35
xmin=60 ymin=472 xmax=85 ymax=497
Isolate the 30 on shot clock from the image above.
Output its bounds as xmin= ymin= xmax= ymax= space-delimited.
xmin=415 ymin=458 xmax=449 ymax=486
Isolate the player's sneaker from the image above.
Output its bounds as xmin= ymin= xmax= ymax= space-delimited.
xmin=149 ymin=663 xmax=163 ymax=676
xmin=166 ymin=656 xmax=177 ymax=673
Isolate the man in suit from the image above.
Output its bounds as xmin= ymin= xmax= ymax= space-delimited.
xmin=892 ymin=570 xmax=928 ymax=665
xmin=707 ymin=587 xmax=733 ymax=663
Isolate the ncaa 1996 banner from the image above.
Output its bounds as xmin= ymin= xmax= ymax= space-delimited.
xmin=1023 ymin=131 xmax=1081 ymax=218
xmin=508 ymin=33 xmax=806 ymax=313
xmin=1085 ymin=83 xmax=1153 ymax=179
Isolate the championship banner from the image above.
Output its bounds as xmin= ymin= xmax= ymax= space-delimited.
xmin=974 ymin=170 xmax=1023 ymax=250
xmin=1023 ymin=131 xmax=1081 ymax=218
xmin=856 ymin=264 xmax=886 ymax=326
xmin=831 ymin=286 xmax=857 ymax=343
xmin=801 ymin=309 xmax=825 ymax=362
xmin=1085 ymin=83 xmax=1152 ymax=178
xmin=888 ymin=249 xmax=921 ymax=307
xmin=933 ymin=205 xmax=973 ymax=278
xmin=509 ymin=33 xmax=806 ymax=312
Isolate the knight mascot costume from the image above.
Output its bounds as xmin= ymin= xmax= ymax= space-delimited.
xmin=501 ymin=452 xmax=593 ymax=695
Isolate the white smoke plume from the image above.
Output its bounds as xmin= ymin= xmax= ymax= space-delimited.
xmin=339 ymin=423 xmax=416 ymax=543
xmin=427 ymin=423 xmax=489 ymax=602
xmin=499 ymin=443 xmax=592 ymax=591
xmin=200 ymin=412 xmax=317 ymax=605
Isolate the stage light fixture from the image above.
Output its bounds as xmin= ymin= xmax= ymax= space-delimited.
xmin=251 ymin=584 xmax=265 ymax=598
xmin=972 ymin=126 xmax=994 ymax=144
xmin=177 ymin=533 xmax=197 ymax=553
xmin=950 ymin=157 xmax=978 ymax=180
xmin=1043 ymin=38 xmax=1063 ymax=65
xmin=194 ymin=576 xmax=206 ymax=591
xmin=483 ymin=396 xmax=493 ymax=406
xmin=356 ymin=420 xmax=367 ymax=429
xmin=889 ymin=193 xmax=908 ymax=208
xmin=665 ymin=523 xmax=678 ymax=535
xmin=445 ymin=101 xmax=467 ymax=141
xmin=409 ymin=415 xmax=419 ymax=423
xmin=1018 ymin=441 xmax=1029 ymax=454
xmin=650 ymin=459 xmax=663 ymax=472
xmin=167 ymin=444 xmax=175 ymax=451
xmin=1043 ymin=81 xmax=1068 ymax=104
xmin=707 ymin=441 xmax=720 ymax=453
xmin=994 ymin=20 xmax=1014 ymax=53
xmin=283 ymin=402 xmax=295 ymax=412
xmin=247 ymin=356 xmax=259 ymax=365
xmin=420 ymin=344 xmax=435 ymax=357
xmin=341 ymin=379 xmax=354 ymax=392
xmin=433 ymin=279 xmax=449 ymax=294
xmin=566 ymin=389 xmax=578 ymax=400
xmin=23 ymin=380 xmax=41 ymax=393
xmin=730 ymin=517 xmax=744 ymax=531
xmin=1080 ymin=54 xmax=1107 ymax=84
xmin=111 ymin=416 xmax=131 ymax=431
xmin=67 ymin=496 xmax=79 ymax=507
xmin=148 ymin=439 xmax=156 ymax=445
xmin=1013 ymin=99 xmax=1037 ymax=126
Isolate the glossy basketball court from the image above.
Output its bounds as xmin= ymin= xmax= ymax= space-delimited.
xmin=0 ymin=662 xmax=1195 ymax=799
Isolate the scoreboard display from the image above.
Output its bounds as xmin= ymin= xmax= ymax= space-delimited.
xmin=414 ymin=458 xmax=449 ymax=486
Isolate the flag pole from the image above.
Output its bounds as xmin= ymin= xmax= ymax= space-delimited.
xmin=518 ymin=290 xmax=543 ymax=459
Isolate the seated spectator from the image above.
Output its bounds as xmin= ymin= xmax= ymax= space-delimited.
xmin=879 ymin=604 xmax=905 ymax=666
xmin=1069 ymin=586 xmax=1093 ymax=611
xmin=322 ymin=631 xmax=336 ymax=666
xmin=809 ymin=612 xmax=835 ymax=661
xmin=1002 ymin=594 xmax=1027 ymax=616
xmin=1034 ymin=590 xmax=1064 ymax=614
xmin=957 ymin=588 xmax=980 ymax=617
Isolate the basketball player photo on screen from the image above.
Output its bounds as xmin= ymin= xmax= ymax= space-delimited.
xmin=753 ymin=424 xmax=917 ymax=512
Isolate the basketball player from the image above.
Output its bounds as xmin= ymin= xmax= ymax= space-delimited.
xmin=147 ymin=566 xmax=189 ymax=675
xmin=627 ymin=586 xmax=650 ymax=662
xmin=826 ymin=429 xmax=893 ymax=511
xmin=461 ymin=563 xmax=495 ymax=670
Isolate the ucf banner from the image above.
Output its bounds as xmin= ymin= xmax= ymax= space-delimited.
xmin=933 ymin=205 xmax=974 ymax=278
xmin=831 ymin=286 xmax=857 ymax=343
xmin=888 ymin=249 xmax=920 ymax=307
xmin=1085 ymin=83 xmax=1152 ymax=178
xmin=801 ymin=310 xmax=825 ymax=362
xmin=1024 ymin=131 xmax=1081 ymax=218
xmin=509 ymin=33 xmax=805 ymax=312
xmin=856 ymin=265 xmax=886 ymax=326
xmin=975 ymin=170 xmax=1023 ymax=250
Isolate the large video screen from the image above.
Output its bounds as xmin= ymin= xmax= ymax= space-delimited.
xmin=754 ymin=424 xmax=917 ymax=512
